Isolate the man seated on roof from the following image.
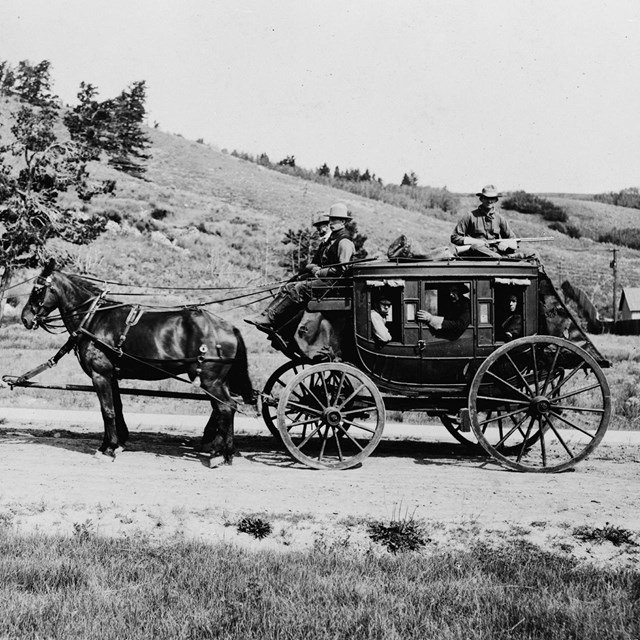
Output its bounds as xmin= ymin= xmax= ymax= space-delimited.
xmin=416 ymin=283 xmax=471 ymax=341
xmin=245 ymin=203 xmax=355 ymax=334
xmin=451 ymin=185 xmax=519 ymax=257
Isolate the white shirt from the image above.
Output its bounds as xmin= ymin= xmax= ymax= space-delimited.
xmin=371 ymin=309 xmax=392 ymax=343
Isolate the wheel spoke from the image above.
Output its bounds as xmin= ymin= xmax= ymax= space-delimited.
xmin=291 ymin=381 xmax=325 ymax=411
xmin=485 ymin=370 xmax=531 ymax=402
xmin=337 ymin=382 xmax=367 ymax=409
xmin=547 ymin=410 xmax=597 ymax=439
xmin=516 ymin=416 xmax=537 ymax=463
xmin=547 ymin=362 xmax=584 ymax=397
xmin=494 ymin=411 xmax=531 ymax=449
xmin=539 ymin=417 xmax=547 ymax=467
xmin=504 ymin=352 xmax=533 ymax=396
xmin=341 ymin=402 xmax=377 ymax=416
xmin=541 ymin=346 xmax=562 ymax=395
xmin=284 ymin=400 xmax=323 ymax=416
xmin=552 ymin=404 xmax=605 ymax=415
xmin=476 ymin=395 xmax=530 ymax=406
xmin=553 ymin=382 xmax=602 ymax=403
xmin=295 ymin=422 xmax=325 ymax=449
xmin=285 ymin=415 xmax=322 ymax=430
xmin=332 ymin=371 xmax=347 ymax=405
xmin=333 ymin=428 xmax=344 ymax=461
xmin=341 ymin=418 xmax=377 ymax=435
xmin=478 ymin=405 xmax=528 ymax=427
xmin=531 ymin=345 xmax=540 ymax=395
xmin=542 ymin=414 xmax=575 ymax=458
xmin=317 ymin=425 xmax=330 ymax=460
xmin=335 ymin=423 xmax=366 ymax=451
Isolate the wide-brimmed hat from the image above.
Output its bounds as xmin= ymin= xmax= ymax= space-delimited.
xmin=328 ymin=202 xmax=352 ymax=220
xmin=476 ymin=184 xmax=501 ymax=198
xmin=312 ymin=212 xmax=331 ymax=227
xmin=449 ymin=282 xmax=470 ymax=294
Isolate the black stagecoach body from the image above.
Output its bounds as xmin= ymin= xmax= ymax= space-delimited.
xmin=263 ymin=257 xmax=612 ymax=472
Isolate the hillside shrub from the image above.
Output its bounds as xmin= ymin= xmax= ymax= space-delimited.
xmin=502 ymin=191 xmax=568 ymax=222
xmin=229 ymin=147 xmax=459 ymax=214
xmin=150 ymin=207 xmax=172 ymax=220
xmin=594 ymin=187 xmax=640 ymax=209
xmin=598 ymin=227 xmax=640 ymax=250
xmin=548 ymin=221 xmax=582 ymax=238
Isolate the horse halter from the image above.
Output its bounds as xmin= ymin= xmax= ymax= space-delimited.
xmin=30 ymin=275 xmax=55 ymax=328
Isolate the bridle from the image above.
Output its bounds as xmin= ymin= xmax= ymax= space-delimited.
xmin=29 ymin=274 xmax=55 ymax=329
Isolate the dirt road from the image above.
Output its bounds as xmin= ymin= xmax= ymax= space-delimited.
xmin=1 ymin=408 xmax=639 ymax=565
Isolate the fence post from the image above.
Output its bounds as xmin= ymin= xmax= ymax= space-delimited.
xmin=610 ymin=248 xmax=619 ymax=323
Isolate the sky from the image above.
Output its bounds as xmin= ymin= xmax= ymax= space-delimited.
xmin=1 ymin=0 xmax=639 ymax=193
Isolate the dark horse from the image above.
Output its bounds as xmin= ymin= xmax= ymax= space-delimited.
xmin=21 ymin=260 xmax=254 ymax=465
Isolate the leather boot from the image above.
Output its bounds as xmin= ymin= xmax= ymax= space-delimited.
xmin=245 ymin=293 xmax=299 ymax=333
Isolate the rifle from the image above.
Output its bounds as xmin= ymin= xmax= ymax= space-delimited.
xmin=455 ymin=237 xmax=554 ymax=256
xmin=485 ymin=236 xmax=554 ymax=245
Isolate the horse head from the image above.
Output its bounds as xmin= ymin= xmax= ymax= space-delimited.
xmin=21 ymin=259 xmax=58 ymax=330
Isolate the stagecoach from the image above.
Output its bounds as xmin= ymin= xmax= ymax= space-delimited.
xmin=260 ymin=255 xmax=612 ymax=473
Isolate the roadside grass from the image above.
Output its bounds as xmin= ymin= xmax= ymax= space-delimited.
xmin=0 ymin=530 xmax=638 ymax=640
xmin=573 ymin=524 xmax=638 ymax=547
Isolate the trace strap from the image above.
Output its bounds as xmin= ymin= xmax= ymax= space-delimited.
xmin=3 ymin=288 xmax=110 ymax=387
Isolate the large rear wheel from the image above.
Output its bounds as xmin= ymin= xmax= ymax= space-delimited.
xmin=469 ymin=336 xmax=610 ymax=472
xmin=277 ymin=363 xmax=385 ymax=469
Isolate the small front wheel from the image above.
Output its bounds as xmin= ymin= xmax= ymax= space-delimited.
xmin=277 ymin=363 xmax=385 ymax=469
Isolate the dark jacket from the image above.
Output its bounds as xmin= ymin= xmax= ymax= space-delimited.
xmin=435 ymin=297 xmax=471 ymax=341
xmin=501 ymin=313 xmax=523 ymax=341
xmin=318 ymin=228 xmax=355 ymax=277
xmin=451 ymin=208 xmax=516 ymax=246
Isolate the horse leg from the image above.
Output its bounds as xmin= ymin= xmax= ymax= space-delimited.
xmin=200 ymin=379 xmax=236 ymax=467
xmin=111 ymin=378 xmax=129 ymax=448
xmin=91 ymin=372 xmax=120 ymax=458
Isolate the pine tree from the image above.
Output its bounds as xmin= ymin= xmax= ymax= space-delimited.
xmin=64 ymin=80 xmax=151 ymax=177
xmin=318 ymin=163 xmax=331 ymax=177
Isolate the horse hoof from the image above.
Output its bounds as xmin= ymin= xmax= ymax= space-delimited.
xmin=114 ymin=446 xmax=124 ymax=456
xmin=94 ymin=449 xmax=116 ymax=461
xmin=208 ymin=455 xmax=225 ymax=469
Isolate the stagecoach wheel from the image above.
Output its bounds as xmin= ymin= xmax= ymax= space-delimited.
xmin=260 ymin=360 xmax=312 ymax=444
xmin=440 ymin=409 xmax=541 ymax=454
xmin=469 ymin=336 xmax=611 ymax=473
xmin=277 ymin=362 xmax=385 ymax=470
xmin=440 ymin=413 xmax=481 ymax=448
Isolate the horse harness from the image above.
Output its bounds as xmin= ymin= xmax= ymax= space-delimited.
xmin=14 ymin=283 xmax=240 ymax=407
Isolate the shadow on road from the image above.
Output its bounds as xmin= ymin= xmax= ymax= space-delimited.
xmin=0 ymin=426 xmax=492 ymax=470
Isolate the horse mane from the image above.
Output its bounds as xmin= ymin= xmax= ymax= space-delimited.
xmin=60 ymin=271 xmax=120 ymax=304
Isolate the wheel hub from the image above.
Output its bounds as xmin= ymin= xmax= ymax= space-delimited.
xmin=531 ymin=395 xmax=552 ymax=415
xmin=323 ymin=407 xmax=342 ymax=426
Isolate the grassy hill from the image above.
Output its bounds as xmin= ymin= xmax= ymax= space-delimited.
xmin=67 ymin=128 xmax=640 ymax=309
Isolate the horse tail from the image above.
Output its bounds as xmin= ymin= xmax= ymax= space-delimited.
xmin=227 ymin=327 xmax=255 ymax=404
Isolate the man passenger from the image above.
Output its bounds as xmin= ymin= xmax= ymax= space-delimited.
xmin=416 ymin=283 xmax=471 ymax=341
xmin=245 ymin=203 xmax=355 ymax=333
xmin=371 ymin=294 xmax=393 ymax=344
xmin=451 ymin=185 xmax=518 ymax=256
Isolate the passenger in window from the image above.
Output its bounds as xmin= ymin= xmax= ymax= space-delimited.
xmin=501 ymin=294 xmax=523 ymax=341
xmin=371 ymin=295 xmax=392 ymax=344
xmin=417 ymin=283 xmax=471 ymax=340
